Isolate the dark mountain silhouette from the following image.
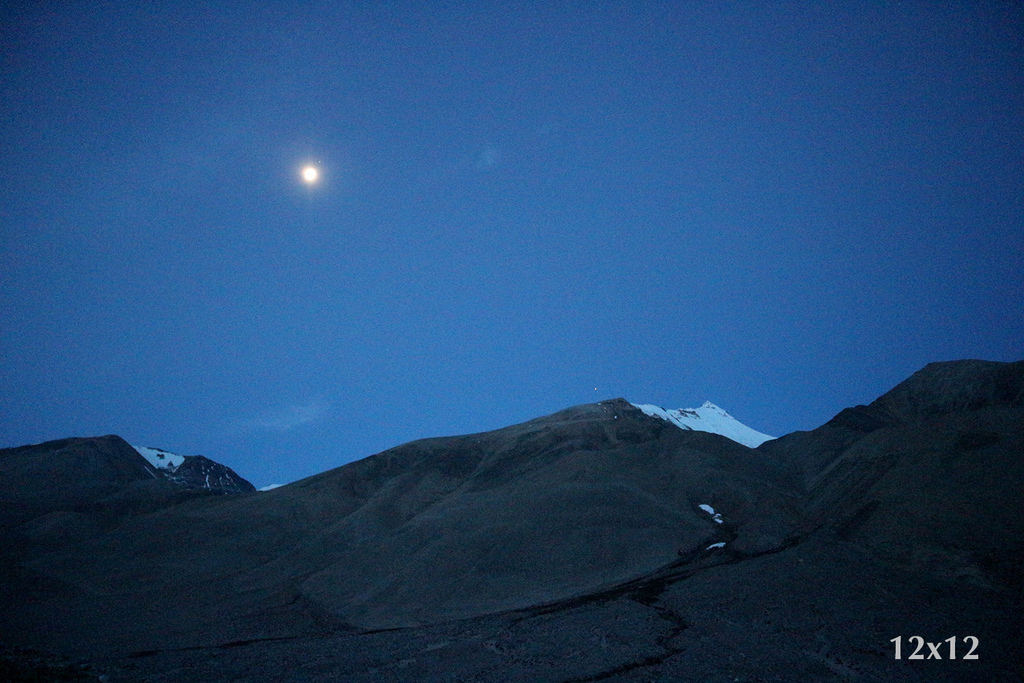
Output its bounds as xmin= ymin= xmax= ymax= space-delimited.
xmin=1 ymin=359 xmax=1021 ymax=681
xmin=0 ymin=436 xmax=253 ymax=537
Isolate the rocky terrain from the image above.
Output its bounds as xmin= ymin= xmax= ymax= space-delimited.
xmin=133 ymin=445 xmax=256 ymax=495
xmin=1 ymin=359 xmax=1021 ymax=681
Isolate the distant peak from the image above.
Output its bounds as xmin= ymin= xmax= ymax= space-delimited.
xmin=131 ymin=445 xmax=255 ymax=493
xmin=133 ymin=445 xmax=185 ymax=471
xmin=629 ymin=401 xmax=775 ymax=448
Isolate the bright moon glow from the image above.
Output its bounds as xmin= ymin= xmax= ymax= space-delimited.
xmin=302 ymin=166 xmax=319 ymax=183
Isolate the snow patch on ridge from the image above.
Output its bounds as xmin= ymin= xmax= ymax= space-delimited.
xmin=133 ymin=445 xmax=185 ymax=471
xmin=630 ymin=401 xmax=775 ymax=448
xmin=698 ymin=503 xmax=724 ymax=524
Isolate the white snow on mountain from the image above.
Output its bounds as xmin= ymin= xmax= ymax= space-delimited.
xmin=630 ymin=401 xmax=775 ymax=448
xmin=133 ymin=445 xmax=185 ymax=471
xmin=698 ymin=503 xmax=724 ymax=524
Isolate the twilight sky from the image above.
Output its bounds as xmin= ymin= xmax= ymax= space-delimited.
xmin=2 ymin=2 xmax=1022 ymax=488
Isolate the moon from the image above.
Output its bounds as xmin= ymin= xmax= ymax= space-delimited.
xmin=301 ymin=165 xmax=319 ymax=184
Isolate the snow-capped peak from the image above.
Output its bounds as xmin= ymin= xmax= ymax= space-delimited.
xmin=132 ymin=445 xmax=256 ymax=494
xmin=133 ymin=445 xmax=185 ymax=471
xmin=630 ymin=401 xmax=775 ymax=448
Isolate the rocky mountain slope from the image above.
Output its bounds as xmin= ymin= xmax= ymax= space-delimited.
xmin=134 ymin=445 xmax=255 ymax=494
xmin=0 ymin=437 xmax=254 ymax=534
xmin=0 ymin=359 xmax=1021 ymax=681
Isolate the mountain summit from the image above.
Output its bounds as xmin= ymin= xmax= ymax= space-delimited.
xmin=630 ymin=400 xmax=776 ymax=447
xmin=133 ymin=445 xmax=255 ymax=494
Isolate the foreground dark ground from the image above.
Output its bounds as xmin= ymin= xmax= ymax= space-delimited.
xmin=2 ymin=360 xmax=1022 ymax=681
xmin=4 ymin=533 xmax=1019 ymax=682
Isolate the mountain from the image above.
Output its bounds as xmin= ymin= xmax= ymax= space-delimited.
xmin=0 ymin=360 xmax=1021 ymax=682
xmin=630 ymin=400 xmax=776 ymax=447
xmin=0 ymin=436 xmax=164 ymax=533
xmin=0 ymin=436 xmax=254 ymax=545
xmin=134 ymin=445 xmax=256 ymax=494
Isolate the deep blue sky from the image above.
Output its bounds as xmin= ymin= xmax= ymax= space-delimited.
xmin=2 ymin=2 xmax=1022 ymax=488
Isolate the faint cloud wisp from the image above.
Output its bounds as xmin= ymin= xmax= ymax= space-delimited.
xmin=476 ymin=145 xmax=500 ymax=169
xmin=248 ymin=399 xmax=331 ymax=432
